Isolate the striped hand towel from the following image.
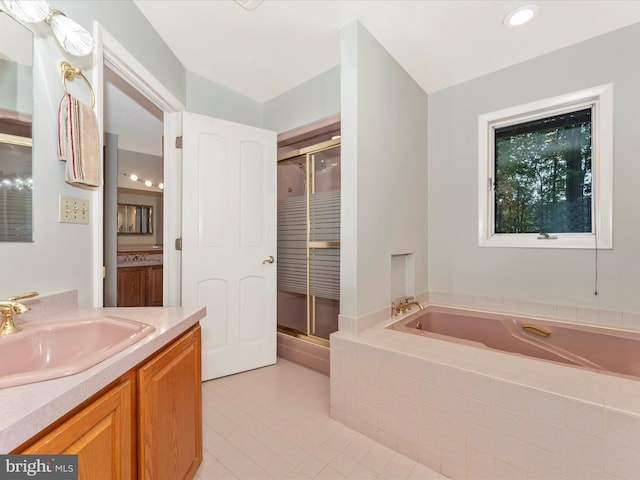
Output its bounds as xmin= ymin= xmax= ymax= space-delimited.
xmin=57 ymin=93 xmax=101 ymax=187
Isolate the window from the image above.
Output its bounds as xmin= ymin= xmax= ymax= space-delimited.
xmin=478 ymin=85 xmax=613 ymax=249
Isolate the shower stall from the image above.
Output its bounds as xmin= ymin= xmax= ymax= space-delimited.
xmin=277 ymin=138 xmax=341 ymax=346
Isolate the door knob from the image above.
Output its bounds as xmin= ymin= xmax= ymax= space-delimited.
xmin=262 ymin=256 xmax=275 ymax=264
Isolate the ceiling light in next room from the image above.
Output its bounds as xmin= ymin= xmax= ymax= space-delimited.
xmin=504 ymin=4 xmax=540 ymax=28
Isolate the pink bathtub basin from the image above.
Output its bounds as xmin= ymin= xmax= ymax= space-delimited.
xmin=387 ymin=305 xmax=640 ymax=379
xmin=0 ymin=316 xmax=155 ymax=388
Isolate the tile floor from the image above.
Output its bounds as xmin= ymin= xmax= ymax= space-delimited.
xmin=196 ymin=358 xmax=447 ymax=480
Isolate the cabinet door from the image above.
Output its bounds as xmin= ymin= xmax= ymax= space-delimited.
xmin=138 ymin=325 xmax=202 ymax=480
xmin=117 ymin=267 xmax=146 ymax=307
xmin=147 ymin=265 xmax=163 ymax=306
xmin=21 ymin=373 xmax=135 ymax=480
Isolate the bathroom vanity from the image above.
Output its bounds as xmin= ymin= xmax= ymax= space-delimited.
xmin=0 ymin=305 xmax=205 ymax=480
xmin=117 ymin=246 xmax=164 ymax=307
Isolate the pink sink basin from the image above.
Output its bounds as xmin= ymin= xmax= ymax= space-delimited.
xmin=0 ymin=316 xmax=155 ymax=388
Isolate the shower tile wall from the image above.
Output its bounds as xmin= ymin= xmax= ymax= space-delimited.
xmin=330 ymin=334 xmax=640 ymax=479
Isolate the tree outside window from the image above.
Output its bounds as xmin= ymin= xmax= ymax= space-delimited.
xmin=494 ymin=108 xmax=592 ymax=235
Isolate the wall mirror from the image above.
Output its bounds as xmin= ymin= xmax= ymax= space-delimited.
xmin=117 ymin=203 xmax=153 ymax=234
xmin=0 ymin=12 xmax=33 ymax=242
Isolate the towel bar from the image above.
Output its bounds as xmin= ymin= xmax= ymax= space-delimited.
xmin=60 ymin=61 xmax=95 ymax=109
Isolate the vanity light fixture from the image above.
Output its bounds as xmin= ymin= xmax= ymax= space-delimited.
xmin=503 ymin=4 xmax=540 ymax=28
xmin=0 ymin=0 xmax=93 ymax=57
xmin=46 ymin=8 xmax=94 ymax=57
xmin=144 ymin=180 xmax=152 ymax=187
xmin=0 ymin=0 xmax=48 ymax=22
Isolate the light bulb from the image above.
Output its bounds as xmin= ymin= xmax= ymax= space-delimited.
xmin=145 ymin=180 xmax=152 ymax=187
xmin=0 ymin=0 xmax=49 ymax=23
xmin=158 ymin=183 xmax=164 ymax=190
xmin=130 ymin=174 xmax=138 ymax=181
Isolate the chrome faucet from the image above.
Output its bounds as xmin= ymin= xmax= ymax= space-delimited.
xmin=395 ymin=296 xmax=424 ymax=315
xmin=0 ymin=291 xmax=38 ymax=335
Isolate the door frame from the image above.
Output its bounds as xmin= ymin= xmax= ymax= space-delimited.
xmin=91 ymin=22 xmax=184 ymax=307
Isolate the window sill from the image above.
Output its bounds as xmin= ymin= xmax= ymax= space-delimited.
xmin=479 ymin=233 xmax=611 ymax=249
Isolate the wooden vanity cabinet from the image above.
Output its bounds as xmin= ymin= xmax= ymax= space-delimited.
xmin=20 ymin=372 xmax=136 ymax=480
xmin=138 ymin=324 xmax=202 ymax=479
xmin=117 ymin=265 xmax=163 ymax=307
xmin=146 ymin=265 xmax=164 ymax=307
xmin=15 ymin=324 xmax=202 ymax=480
xmin=118 ymin=266 xmax=147 ymax=307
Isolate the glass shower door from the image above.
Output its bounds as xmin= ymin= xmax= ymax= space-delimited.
xmin=277 ymin=140 xmax=340 ymax=344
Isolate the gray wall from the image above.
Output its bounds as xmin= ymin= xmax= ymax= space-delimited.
xmin=185 ymin=71 xmax=262 ymax=128
xmin=340 ymin=22 xmax=428 ymax=318
xmin=263 ymin=66 xmax=340 ymax=133
xmin=428 ymin=22 xmax=640 ymax=313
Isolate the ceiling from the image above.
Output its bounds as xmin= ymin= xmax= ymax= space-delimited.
xmin=133 ymin=0 xmax=640 ymax=103
xmin=105 ymin=0 xmax=640 ymax=189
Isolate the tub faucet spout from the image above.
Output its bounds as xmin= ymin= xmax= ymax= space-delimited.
xmin=396 ymin=299 xmax=424 ymax=314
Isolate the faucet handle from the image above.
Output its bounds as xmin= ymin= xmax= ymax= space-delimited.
xmin=7 ymin=291 xmax=39 ymax=302
xmin=0 ymin=306 xmax=22 ymax=335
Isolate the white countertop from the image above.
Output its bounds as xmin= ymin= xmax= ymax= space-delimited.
xmin=117 ymin=260 xmax=163 ymax=267
xmin=0 ymin=305 xmax=206 ymax=452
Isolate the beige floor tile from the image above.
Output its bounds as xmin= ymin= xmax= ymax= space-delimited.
xmin=197 ymin=358 xmax=447 ymax=480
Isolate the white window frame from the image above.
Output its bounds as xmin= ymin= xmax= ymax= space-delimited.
xmin=478 ymin=84 xmax=613 ymax=249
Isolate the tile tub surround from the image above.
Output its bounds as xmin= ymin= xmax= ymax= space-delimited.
xmin=428 ymin=291 xmax=640 ymax=333
xmin=330 ymin=320 xmax=640 ymax=479
xmin=0 ymin=304 xmax=206 ymax=452
xmin=340 ymin=289 xmax=640 ymax=335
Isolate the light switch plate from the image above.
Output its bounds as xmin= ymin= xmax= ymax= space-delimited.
xmin=59 ymin=195 xmax=89 ymax=224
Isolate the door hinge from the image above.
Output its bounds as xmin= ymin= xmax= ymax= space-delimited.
xmin=175 ymin=136 xmax=183 ymax=149
xmin=175 ymin=237 xmax=182 ymax=251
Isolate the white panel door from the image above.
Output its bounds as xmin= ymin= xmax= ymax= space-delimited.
xmin=182 ymin=112 xmax=277 ymax=380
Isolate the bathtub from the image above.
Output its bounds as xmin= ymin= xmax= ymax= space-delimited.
xmin=386 ymin=305 xmax=640 ymax=379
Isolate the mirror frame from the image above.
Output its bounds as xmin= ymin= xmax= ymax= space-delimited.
xmin=117 ymin=203 xmax=153 ymax=235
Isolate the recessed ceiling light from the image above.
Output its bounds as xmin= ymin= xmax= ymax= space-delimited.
xmin=504 ymin=4 xmax=540 ymax=28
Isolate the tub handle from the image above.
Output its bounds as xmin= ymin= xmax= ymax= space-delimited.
xmin=522 ymin=324 xmax=551 ymax=338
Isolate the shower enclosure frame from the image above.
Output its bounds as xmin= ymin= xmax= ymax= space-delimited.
xmin=277 ymin=138 xmax=341 ymax=347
